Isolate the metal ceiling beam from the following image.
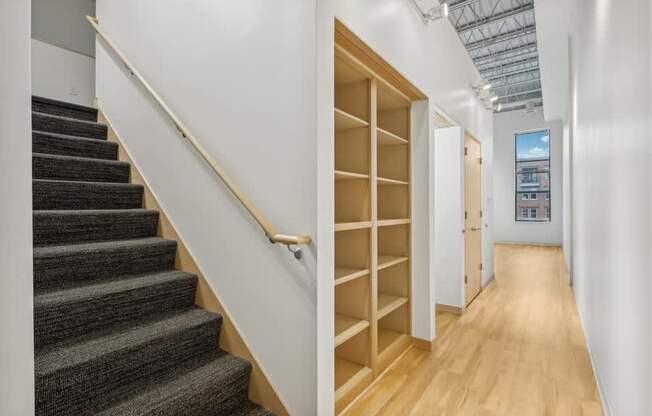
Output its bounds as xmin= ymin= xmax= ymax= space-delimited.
xmin=487 ymin=67 xmax=539 ymax=81
xmin=497 ymin=91 xmax=542 ymax=105
xmin=495 ymin=99 xmax=543 ymax=113
xmin=497 ymin=88 xmax=542 ymax=100
xmin=465 ymin=25 xmax=536 ymax=51
xmin=479 ymin=55 xmax=539 ymax=74
xmin=449 ymin=0 xmax=482 ymax=11
xmin=457 ymin=3 xmax=535 ymax=33
xmin=473 ymin=41 xmax=538 ymax=65
xmin=492 ymin=76 xmax=541 ymax=89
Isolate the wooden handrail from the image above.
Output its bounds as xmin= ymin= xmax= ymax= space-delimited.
xmin=86 ymin=16 xmax=311 ymax=256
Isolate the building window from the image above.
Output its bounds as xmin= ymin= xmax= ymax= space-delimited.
xmin=515 ymin=130 xmax=551 ymax=222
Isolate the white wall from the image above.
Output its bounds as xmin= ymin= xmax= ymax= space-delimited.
xmin=317 ymin=2 xmax=494 ymax=413
xmin=0 ymin=0 xmax=35 ymax=414
xmin=32 ymin=0 xmax=96 ymax=57
xmin=95 ymin=1 xmax=317 ymax=414
xmin=493 ymin=110 xmax=562 ymax=245
xmin=567 ymin=0 xmax=651 ymax=414
xmin=433 ymin=127 xmax=464 ymax=308
xmin=32 ymin=39 xmax=95 ymax=107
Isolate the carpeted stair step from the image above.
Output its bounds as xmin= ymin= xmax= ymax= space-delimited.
xmin=33 ymin=179 xmax=143 ymax=210
xmin=33 ymin=111 xmax=108 ymax=140
xmin=35 ymin=308 xmax=222 ymax=416
xmin=34 ymin=209 xmax=159 ymax=246
xmin=33 ymin=237 xmax=177 ymax=290
xmin=34 ymin=271 xmax=198 ymax=348
xmin=32 ymin=96 xmax=98 ymax=122
xmin=94 ymin=350 xmax=260 ymax=416
xmin=33 ymin=152 xmax=130 ymax=183
xmin=33 ymin=130 xmax=118 ymax=160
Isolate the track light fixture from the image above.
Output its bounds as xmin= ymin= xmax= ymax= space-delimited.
xmin=425 ymin=3 xmax=449 ymax=21
xmin=411 ymin=0 xmax=449 ymax=23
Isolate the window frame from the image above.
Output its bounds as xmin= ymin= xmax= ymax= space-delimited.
xmin=514 ymin=129 xmax=551 ymax=223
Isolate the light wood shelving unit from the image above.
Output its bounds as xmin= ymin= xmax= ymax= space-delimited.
xmin=333 ymin=39 xmax=414 ymax=414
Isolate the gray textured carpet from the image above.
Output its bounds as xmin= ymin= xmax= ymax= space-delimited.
xmin=32 ymin=96 xmax=274 ymax=416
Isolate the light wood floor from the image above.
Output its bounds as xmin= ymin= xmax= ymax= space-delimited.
xmin=343 ymin=244 xmax=603 ymax=416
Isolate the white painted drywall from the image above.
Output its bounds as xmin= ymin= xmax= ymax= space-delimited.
xmin=534 ymin=0 xmax=570 ymax=121
xmin=0 ymin=0 xmax=35 ymax=414
xmin=411 ymin=100 xmax=436 ymax=341
xmin=32 ymin=39 xmax=95 ymax=107
xmin=493 ymin=110 xmax=562 ymax=245
xmin=95 ymin=1 xmax=317 ymax=414
xmin=566 ymin=0 xmax=651 ymax=414
xmin=433 ymin=127 xmax=465 ymax=308
xmin=32 ymin=0 xmax=96 ymax=57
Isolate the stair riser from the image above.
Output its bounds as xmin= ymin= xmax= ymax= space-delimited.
xmin=33 ymin=180 xmax=143 ymax=210
xmin=32 ymin=100 xmax=98 ymax=122
xmin=36 ymin=319 xmax=221 ymax=416
xmin=34 ymin=211 xmax=159 ymax=246
xmin=33 ymin=132 xmax=118 ymax=160
xmin=33 ymin=154 xmax=130 ymax=183
xmin=34 ymin=242 xmax=177 ymax=290
xmin=33 ymin=113 xmax=108 ymax=140
xmin=34 ymin=276 xmax=197 ymax=348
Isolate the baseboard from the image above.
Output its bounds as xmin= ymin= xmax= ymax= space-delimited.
xmin=482 ymin=274 xmax=495 ymax=288
xmin=412 ymin=336 xmax=435 ymax=351
xmin=435 ymin=303 xmax=463 ymax=315
xmin=98 ymin=108 xmax=289 ymax=416
xmin=495 ymin=241 xmax=562 ymax=247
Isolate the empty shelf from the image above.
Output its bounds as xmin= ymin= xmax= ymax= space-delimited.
xmin=377 ymin=255 xmax=409 ymax=271
xmin=377 ymin=218 xmax=410 ymax=227
xmin=335 ymin=314 xmax=370 ymax=347
xmin=335 ymin=267 xmax=369 ymax=286
xmin=377 ymin=176 xmax=409 ymax=186
xmin=335 ymin=357 xmax=372 ymax=399
xmin=335 ymin=170 xmax=369 ymax=180
xmin=335 ymin=221 xmax=372 ymax=232
xmin=377 ymin=127 xmax=408 ymax=145
xmin=377 ymin=293 xmax=408 ymax=319
xmin=335 ymin=108 xmax=369 ymax=131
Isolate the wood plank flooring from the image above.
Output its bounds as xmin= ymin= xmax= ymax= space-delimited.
xmin=343 ymin=244 xmax=604 ymax=416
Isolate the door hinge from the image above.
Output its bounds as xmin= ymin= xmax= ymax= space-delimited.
xmin=464 ymin=275 xmax=468 ymax=284
xmin=478 ymin=157 xmax=483 ymax=164
xmin=464 ymin=147 xmax=468 ymax=156
xmin=464 ymin=211 xmax=468 ymax=220
xmin=480 ymin=210 xmax=483 ymax=218
xmin=479 ymin=263 xmax=483 ymax=271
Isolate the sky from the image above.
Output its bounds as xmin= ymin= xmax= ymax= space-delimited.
xmin=516 ymin=130 xmax=550 ymax=160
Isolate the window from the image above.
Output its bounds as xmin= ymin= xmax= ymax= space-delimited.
xmin=515 ymin=130 xmax=551 ymax=222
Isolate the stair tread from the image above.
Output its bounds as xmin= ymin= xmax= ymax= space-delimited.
xmin=33 ymin=95 xmax=98 ymax=114
xmin=33 ymin=129 xmax=109 ymax=143
xmin=33 ymin=177 xmax=142 ymax=188
xmin=33 ymin=151 xmax=128 ymax=166
xmin=35 ymin=270 xmax=196 ymax=306
xmin=34 ymin=236 xmax=174 ymax=258
xmin=34 ymin=270 xmax=198 ymax=348
xmin=33 ymin=111 xmax=107 ymax=127
xmin=95 ymin=350 xmax=256 ymax=416
xmin=36 ymin=307 xmax=220 ymax=375
xmin=33 ymin=152 xmax=130 ymax=183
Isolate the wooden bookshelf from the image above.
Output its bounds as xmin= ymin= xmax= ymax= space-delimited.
xmin=333 ymin=29 xmax=416 ymax=413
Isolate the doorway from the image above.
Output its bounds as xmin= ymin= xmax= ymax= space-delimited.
xmin=464 ymin=133 xmax=482 ymax=306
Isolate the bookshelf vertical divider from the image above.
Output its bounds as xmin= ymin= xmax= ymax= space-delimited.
xmin=334 ymin=41 xmax=414 ymax=414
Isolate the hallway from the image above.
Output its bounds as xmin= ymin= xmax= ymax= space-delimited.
xmin=344 ymin=244 xmax=603 ymax=416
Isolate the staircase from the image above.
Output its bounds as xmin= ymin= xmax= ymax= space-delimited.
xmin=32 ymin=96 xmax=274 ymax=416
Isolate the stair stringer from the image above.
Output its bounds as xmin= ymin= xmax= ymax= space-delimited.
xmin=98 ymin=108 xmax=289 ymax=416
